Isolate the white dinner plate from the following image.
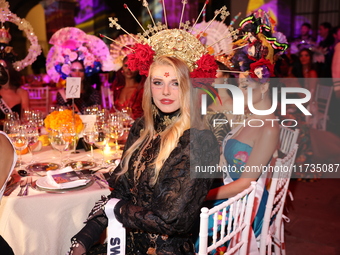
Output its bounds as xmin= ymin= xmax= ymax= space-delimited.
xmin=36 ymin=176 xmax=93 ymax=192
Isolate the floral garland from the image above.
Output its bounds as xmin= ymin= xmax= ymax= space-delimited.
xmin=0 ymin=0 xmax=41 ymax=71
xmin=54 ymin=45 xmax=102 ymax=80
xmin=44 ymin=110 xmax=83 ymax=134
xmin=126 ymin=43 xmax=218 ymax=78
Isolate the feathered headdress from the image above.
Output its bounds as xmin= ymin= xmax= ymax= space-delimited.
xmin=229 ymin=9 xmax=289 ymax=82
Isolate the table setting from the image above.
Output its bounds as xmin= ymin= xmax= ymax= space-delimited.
xmin=0 ymin=108 xmax=127 ymax=255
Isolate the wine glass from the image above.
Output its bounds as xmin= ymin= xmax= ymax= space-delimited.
xmin=49 ymin=129 xmax=71 ymax=167
xmin=25 ymin=122 xmax=40 ymax=163
xmin=93 ymin=123 xmax=109 ymax=166
xmin=108 ymin=116 xmax=124 ymax=156
xmin=83 ymin=123 xmax=96 ymax=162
xmin=3 ymin=113 xmax=20 ymax=134
xmin=9 ymin=125 xmax=28 ymax=167
xmin=21 ymin=110 xmax=33 ymax=123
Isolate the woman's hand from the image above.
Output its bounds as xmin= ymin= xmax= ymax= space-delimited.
xmin=68 ymin=240 xmax=86 ymax=255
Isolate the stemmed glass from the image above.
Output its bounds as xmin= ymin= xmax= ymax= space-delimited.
xmin=3 ymin=113 xmax=20 ymax=134
xmin=108 ymin=114 xmax=124 ymax=156
xmin=49 ymin=129 xmax=71 ymax=167
xmin=93 ymin=122 xmax=109 ymax=166
xmin=9 ymin=125 xmax=28 ymax=167
xmin=83 ymin=123 xmax=96 ymax=162
xmin=25 ymin=122 xmax=40 ymax=163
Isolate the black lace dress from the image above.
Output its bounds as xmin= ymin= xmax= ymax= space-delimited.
xmin=72 ymin=109 xmax=219 ymax=255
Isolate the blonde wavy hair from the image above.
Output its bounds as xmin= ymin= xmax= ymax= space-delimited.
xmin=118 ymin=56 xmax=193 ymax=185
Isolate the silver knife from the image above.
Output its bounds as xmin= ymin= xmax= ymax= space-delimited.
xmin=4 ymin=182 xmax=20 ymax=196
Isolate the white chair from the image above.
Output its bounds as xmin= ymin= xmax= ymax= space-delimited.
xmin=311 ymin=84 xmax=333 ymax=131
xmin=197 ymin=181 xmax=257 ymax=255
xmin=258 ymin=144 xmax=299 ymax=255
xmin=25 ymin=86 xmax=50 ymax=115
xmin=279 ymin=126 xmax=299 ymax=155
xmin=101 ymin=85 xmax=114 ymax=109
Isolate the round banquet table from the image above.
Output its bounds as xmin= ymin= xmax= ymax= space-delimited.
xmin=0 ymin=145 xmax=117 ymax=255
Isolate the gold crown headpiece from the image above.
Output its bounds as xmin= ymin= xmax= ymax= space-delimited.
xmin=107 ymin=0 xmax=239 ymax=77
xmin=0 ymin=0 xmax=41 ymax=71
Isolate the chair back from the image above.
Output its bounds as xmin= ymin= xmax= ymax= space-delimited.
xmin=25 ymin=86 xmax=50 ymax=115
xmin=312 ymin=84 xmax=333 ymax=130
xmin=259 ymin=143 xmax=298 ymax=255
xmin=198 ymin=181 xmax=257 ymax=255
xmin=279 ymin=126 xmax=299 ymax=155
xmin=101 ymin=86 xmax=113 ymax=110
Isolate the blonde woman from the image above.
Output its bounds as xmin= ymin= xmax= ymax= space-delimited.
xmin=68 ymin=56 xmax=219 ymax=255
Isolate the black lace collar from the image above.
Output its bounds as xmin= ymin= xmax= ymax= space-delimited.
xmin=153 ymin=105 xmax=180 ymax=133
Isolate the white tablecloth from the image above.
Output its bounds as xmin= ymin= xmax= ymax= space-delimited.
xmin=0 ymin=146 xmax=113 ymax=255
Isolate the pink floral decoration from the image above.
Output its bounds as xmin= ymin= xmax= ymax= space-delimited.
xmin=234 ymin=151 xmax=249 ymax=163
xmin=61 ymin=64 xmax=71 ymax=75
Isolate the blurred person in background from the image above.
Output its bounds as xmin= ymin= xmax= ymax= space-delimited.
xmin=111 ymin=57 xmax=145 ymax=120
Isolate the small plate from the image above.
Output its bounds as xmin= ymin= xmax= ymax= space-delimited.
xmin=26 ymin=163 xmax=60 ymax=172
xmin=105 ymin=158 xmax=121 ymax=166
xmin=65 ymin=161 xmax=97 ymax=170
xmin=35 ymin=176 xmax=94 ymax=193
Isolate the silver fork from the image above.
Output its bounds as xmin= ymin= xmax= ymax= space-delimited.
xmin=17 ymin=179 xmax=27 ymax=196
xmin=23 ymin=177 xmax=32 ymax=196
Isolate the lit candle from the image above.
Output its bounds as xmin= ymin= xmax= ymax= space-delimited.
xmin=103 ymin=143 xmax=111 ymax=155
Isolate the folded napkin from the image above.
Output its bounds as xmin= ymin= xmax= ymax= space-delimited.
xmin=46 ymin=166 xmax=89 ymax=189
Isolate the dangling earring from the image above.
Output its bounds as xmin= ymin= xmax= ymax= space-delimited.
xmin=261 ymin=93 xmax=264 ymax=100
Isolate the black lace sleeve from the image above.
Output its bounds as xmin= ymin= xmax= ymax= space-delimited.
xmin=71 ymin=118 xmax=144 ymax=250
xmin=116 ymin=129 xmax=219 ymax=235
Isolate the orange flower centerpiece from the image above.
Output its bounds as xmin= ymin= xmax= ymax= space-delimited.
xmin=44 ymin=109 xmax=84 ymax=153
xmin=44 ymin=109 xmax=83 ymax=134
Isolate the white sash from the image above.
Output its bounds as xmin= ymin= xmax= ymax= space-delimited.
xmin=105 ymin=198 xmax=126 ymax=255
xmin=0 ymin=97 xmax=12 ymax=115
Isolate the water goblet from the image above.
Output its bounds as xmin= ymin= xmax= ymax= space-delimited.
xmin=25 ymin=122 xmax=40 ymax=163
xmin=83 ymin=123 xmax=96 ymax=162
xmin=49 ymin=129 xmax=71 ymax=167
xmin=93 ymin=123 xmax=109 ymax=166
xmin=3 ymin=112 xmax=20 ymax=133
xmin=9 ymin=125 xmax=28 ymax=167
xmin=108 ymin=118 xmax=124 ymax=156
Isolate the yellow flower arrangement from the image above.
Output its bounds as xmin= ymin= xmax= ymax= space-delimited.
xmin=44 ymin=109 xmax=83 ymax=134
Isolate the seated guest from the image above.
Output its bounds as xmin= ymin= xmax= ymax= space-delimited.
xmin=67 ymin=55 xmax=220 ymax=254
xmin=290 ymin=22 xmax=317 ymax=55
xmin=196 ymin=10 xmax=285 ymax=253
xmin=0 ymin=59 xmax=29 ymax=124
xmin=56 ymin=60 xmax=102 ymax=114
xmin=0 ymin=131 xmax=16 ymax=255
xmin=46 ymin=27 xmax=114 ymax=114
xmin=111 ymin=57 xmax=145 ymax=119
xmin=317 ymin=22 xmax=334 ymax=77
xmin=204 ymin=57 xmax=236 ymax=146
